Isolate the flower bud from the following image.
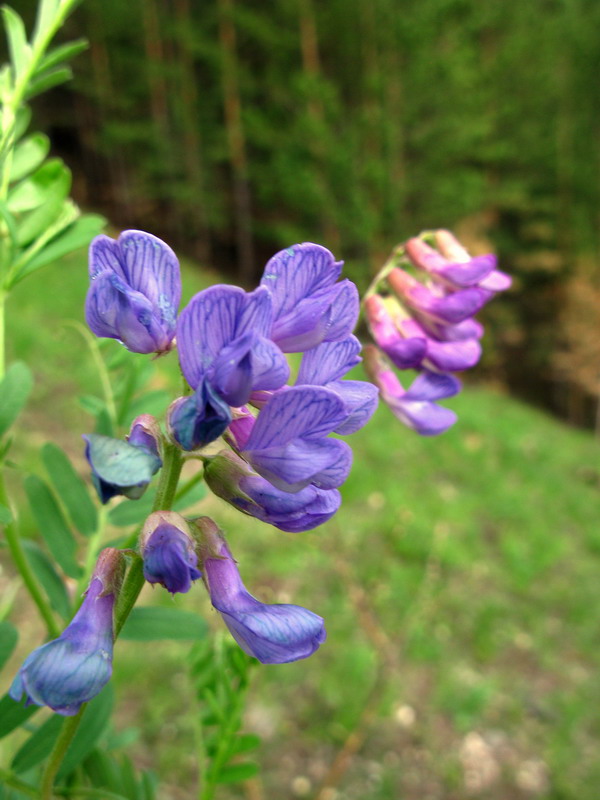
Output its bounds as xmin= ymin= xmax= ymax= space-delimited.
xmin=140 ymin=511 xmax=201 ymax=594
xmin=83 ymin=416 xmax=163 ymax=504
xmin=9 ymin=548 xmax=124 ymax=716
xmin=167 ymin=379 xmax=232 ymax=452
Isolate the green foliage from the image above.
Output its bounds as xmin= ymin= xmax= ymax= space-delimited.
xmin=121 ymin=607 xmax=208 ymax=641
xmin=0 ymin=620 xmax=18 ymax=670
xmin=0 ymin=362 xmax=33 ymax=439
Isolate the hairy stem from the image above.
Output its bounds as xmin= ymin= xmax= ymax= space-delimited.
xmin=40 ymin=710 xmax=85 ymax=800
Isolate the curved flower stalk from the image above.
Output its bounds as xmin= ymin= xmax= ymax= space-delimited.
xmin=365 ymin=229 xmax=511 ymax=434
xmin=83 ymin=415 xmax=162 ymax=503
xmin=140 ymin=511 xmax=201 ymax=594
xmin=195 ymin=518 xmax=326 ymax=663
xmin=85 ymin=229 xmax=181 ymax=354
xmin=10 ymin=549 xmax=124 ymax=716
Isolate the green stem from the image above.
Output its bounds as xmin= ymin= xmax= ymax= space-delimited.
xmin=0 ymin=768 xmax=37 ymax=798
xmin=40 ymin=440 xmax=185 ymax=795
xmin=0 ymin=471 xmax=60 ymax=637
xmin=75 ymin=505 xmax=108 ymax=600
xmin=40 ymin=709 xmax=85 ymax=800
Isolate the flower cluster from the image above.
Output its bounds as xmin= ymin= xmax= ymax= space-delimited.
xmin=364 ymin=229 xmax=511 ymax=435
xmin=10 ymin=231 xmax=378 ymax=719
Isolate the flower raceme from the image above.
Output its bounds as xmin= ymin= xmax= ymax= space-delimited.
xmin=365 ymin=230 xmax=510 ymax=435
xmin=10 ymin=549 xmax=124 ymax=716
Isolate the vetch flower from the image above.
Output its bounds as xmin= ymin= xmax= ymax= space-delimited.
xmin=140 ymin=511 xmax=201 ymax=594
xmin=85 ymin=230 xmax=181 ymax=354
xmin=405 ymin=236 xmax=496 ymax=289
xmin=296 ymin=335 xmax=379 ymax=434
xmin=83 ymin=415 xmax=162 ymax=503
xmin=9 ymin=548 xmax=123 ymax=716
xmin=204 ymin=450 xmax=341 ymax=532
xmin=364 ymin=294 xmax=427 ymax=369
xmin=364 ymin=346 xmax=460 ymax=436
xmin=240 ymin=385 xmax=352 ymax=493
xmin=167 ymin=380 xmax=232 ymax=451
xmin=260 ymin=243 xmax=359 ymax=352
xmin=434 ymin=229 xmax=512 ymax=293
xmin=195 ymin=517 xmax=326 ymax=663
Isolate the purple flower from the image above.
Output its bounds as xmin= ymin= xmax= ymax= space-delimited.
xmin=9 ymin=549 xmax=123 ymax=716
xmin=296 ymin=335 xmax=379 ymax=434
xmin=141 ymin=511 xmax=201 ymax=594
xmin=260 ymin=243 xmax=359 ymax=352
xmin=204 ymin=450 xmax=341 ymax=532
xmin=397 ymin=318 xmax=482 ymax=372
xmin=365 ymin=294 xmax=427 ymax=369
xmin=405 ymin=236 xmax=496 ymax=289
xmin=388 ymin=268 xmax=489 ymax=325
xmin=196 ymin=518 xmax=326 ymax=663
xmin=167 ymin=380 xmax=232 ymax=451
xmin=240 ymin=386 xmax=352 ymax=493
xmin=434 ymin=230 xmax=511 ymax=293
xmin=177 ymin=285 xmax=289 ymax=406
xmin=83 ymin=416 xmax=162 ymax=503
xmin=364 ymin=346 xmax=460 ymax=436
xmin=85 ymin=230 xmax=181 ymax=354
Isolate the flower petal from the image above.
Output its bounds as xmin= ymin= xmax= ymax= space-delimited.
xmin=329 ymin=380 xmax=379 ymax=435
xmin=246 ymin=437 xmax=352 ymax=492
xmin=403 ymin=370 xmax=462 ymax=401
xmin=296 ymin=335 xmax=362 ymax=385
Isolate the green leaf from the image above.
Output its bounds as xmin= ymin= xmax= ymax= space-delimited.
xmin=215 ymin=762 xmax=259 ymax=784
xmin=174 ymin=480 xmax=206 ymax=511
xmin=15 ymin=161 xmax=71 ymax=246
xmin=0 ymin=504 xmax=13 ymax=523
xmin=36 ymin=39 xmax=87 ymax=74
xmin=9 ymin=133 xmax=50 ymax=185
xmin=2 ymin=7 xmax=31 ymax=80
xmin=33 ymin=0 xmax=60 ymax=44
xmin=12 ymin=713 xmax=63 ymax=774
xmin=0 ymin=694 xmax=39 ymax=739
xmin=24 ymin=475 xmax=80 ymax=578
xmin=231 ymin=733 xmax=261 ymax=756
xmin=0 ymin=620 xmax=18 ymax=670
xmin=14 ymin=106 xmax=31 ymax=141
xmin=15 ymin=213 xmax=105 ymax=277
xmin=22 ymin=539 xmax=70 ymax=618
xmin=121 ymin=607 xmax=208 ymax=641
xmin=42 ymin=443 xmax=97 ymax=536
xmin=23 ymin=65 xmax=73 ymax=101
xmin=0 ymin=362 xmax=33 ymax=438
xmin=57 ymin=685 xmax=114 ymax=780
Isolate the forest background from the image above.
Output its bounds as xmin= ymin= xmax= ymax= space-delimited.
xmin=15 ymin=0 xmax=600 ymax=429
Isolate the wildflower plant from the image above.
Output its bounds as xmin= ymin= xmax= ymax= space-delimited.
xmin=0 ymin=3 xmax=509 ymax=799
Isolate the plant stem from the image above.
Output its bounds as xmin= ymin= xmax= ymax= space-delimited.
xmin=41 ymin=440 xmax=185 ymax=795
xmin=0 ymin=768 xmax=38 ymax=798
xmin=40 ymin=709 xmax=85 ymax=800
xmin=0 ymin=471 xmax=60 ymax=637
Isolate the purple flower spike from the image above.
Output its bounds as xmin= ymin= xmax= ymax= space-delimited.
xmin=241 ymin=386 xmax=352 ymax=493
xmin=260 ymin=243 xmax=359 ymax=352
xmin=85 ymin=230 xmax=181 ymax=354
xmin=141 ymin=511 xmax=201 ymax=594
xmin=9 ymin=549 xmax=123 ymax=716
xmin=177 ymin=285 xmax=289 ymax=406
xmin=364 ymin=346 xmax=459 ymax=436
xmin=205 ymin=450 xmax=341 ymax=532
xmin=388 ymin=268 xmax=489 ymax=325
xmin=296 ymin=336 xmax=379 ymax=434
xmin=364 ymin=295 xmax=427 ymax=369
xmin=416 ymin=316 xmax=485 ymax=343
xmin=196 ymin=518 xmax=326 ymax=663
xmin=405 ymin=237 xmax=496 ymax=289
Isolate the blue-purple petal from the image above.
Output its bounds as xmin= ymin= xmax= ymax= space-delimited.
xmin=247 ymin=437 xmax=352 ymax=493
xmin=297 ymin=336 xmax=362 ymax=385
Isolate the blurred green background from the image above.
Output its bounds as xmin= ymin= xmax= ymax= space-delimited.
xmin=2 ymin=0 xmax=600 ymax=798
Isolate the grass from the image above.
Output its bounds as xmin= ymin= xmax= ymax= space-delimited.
xmin=1 ymin=245 xmax=600 ymax=799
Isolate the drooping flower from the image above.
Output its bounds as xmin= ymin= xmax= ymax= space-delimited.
xmin=204 ymin=450 xmax=341 ymax=532
xmin=140 ymin=511 xmax=201 ymax=594
xmin=240 ymin=385 xmax=352 ymax=493
xmin=363 ymin=346 xmax=460 ymax=436
xmin=85 ymin=230 xmax=181 ymax=354
xmin=83 ymin=415 xmax=162 ymax=503
xmin=260 ymin=243 xmax=359 ymax=352
xmin=295 ymin=335 xmax=379 ymax=434
xmin=195 ymin=517 xmax=326 ymax=663
xmin=9 ymin=549 xmax=123 ymax=716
